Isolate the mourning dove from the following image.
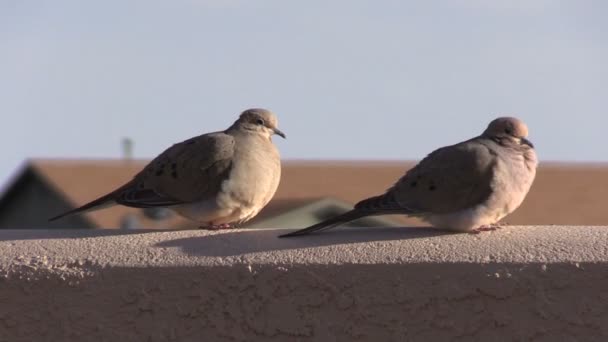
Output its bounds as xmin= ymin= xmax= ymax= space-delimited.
xmin=50 ymin=108 xmax=286 ymax=229
xmin=280 ymin=116 xmax=537 ymax=237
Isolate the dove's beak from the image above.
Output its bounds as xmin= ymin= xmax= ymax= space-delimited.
xmin=520 ymin=137 xmax=534 ymax=148
xmin=273 ymin=128 xmax=286 ymax=139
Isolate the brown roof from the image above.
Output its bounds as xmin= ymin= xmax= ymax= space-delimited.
xmin=21 ymin=158 xmax=608 ymax=227
xmin=27 ymin=159 xmax=417 ymax=228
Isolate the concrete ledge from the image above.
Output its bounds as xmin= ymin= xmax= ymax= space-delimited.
xmin=1 ymin=226 xmax=607 ymax=341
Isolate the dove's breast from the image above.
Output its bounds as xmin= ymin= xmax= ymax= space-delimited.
xmin=488 ymin=146 xmax=537 ymax=218
xmin=453 ymin=145 xmax=538 ymax=231
xmin=172 ymin=135 xmax=281 ymax=226
xmin=215 ymin=136 xmax=282 ymax=223
xmin=424 ymin=144 xmax=537 ymax=232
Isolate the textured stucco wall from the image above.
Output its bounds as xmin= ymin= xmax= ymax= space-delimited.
xmin=0 ymin=226 xmax=607 ymax=341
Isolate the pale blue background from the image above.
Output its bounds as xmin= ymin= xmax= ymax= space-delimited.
xmin=1 ymin=0 xmax=606 ymax=186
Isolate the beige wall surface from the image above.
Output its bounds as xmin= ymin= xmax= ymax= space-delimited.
xmin=0 ymin=226 xmax=607 ymax=341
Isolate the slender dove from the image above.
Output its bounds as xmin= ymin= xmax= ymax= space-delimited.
xmin=280 ymin=116 xmax=537 ymax=237
xmin=50 ymin=108 xmax=286 ymax=229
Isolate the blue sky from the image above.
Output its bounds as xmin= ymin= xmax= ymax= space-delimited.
xmin=1 ymin=0 xmax=606 ymax=185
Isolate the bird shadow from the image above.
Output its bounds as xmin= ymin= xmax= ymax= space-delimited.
xmin=0 ymin=228 xmax=183 ymax=242
xmin=154 ymin=226 xmax=456 ymax=257
xmin=0 ymin=226 xmax=456 ymax=257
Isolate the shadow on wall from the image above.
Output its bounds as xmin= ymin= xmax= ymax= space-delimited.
xmin=0 ymin=228 xmax=159 ymax=242
xmin=155 ymin=227 xmax=453 ymax=257
xmin=0 ymin=226 xmax=454 ymax=256
xmin=2 ymin=261 xmax=605 ymax=341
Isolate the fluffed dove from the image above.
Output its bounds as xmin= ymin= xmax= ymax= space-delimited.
xmin=280 ymin=116 xmax=537 ymax=237
xmin=50 ymin=108 xmax=286 ymax=229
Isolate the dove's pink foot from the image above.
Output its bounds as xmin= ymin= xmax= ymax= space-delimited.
xmin=469 ymin=224 xmax=502 ymax=234
xmin=199 ymin=223 xmax=233 ymax=230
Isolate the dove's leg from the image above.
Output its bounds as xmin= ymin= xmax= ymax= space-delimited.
xmin=199 ymin=223 xmax=234 ymax=230
xmin=469 ymin=224 xmax=502 ymax=234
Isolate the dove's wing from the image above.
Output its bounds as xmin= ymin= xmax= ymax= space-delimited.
xmin=386 ymin=138 xmax=497 ymax=214
xmin=115 ymin=132 xmax=236 ymax=207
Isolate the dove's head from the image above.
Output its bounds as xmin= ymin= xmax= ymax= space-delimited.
xmin=233 ymin=108 xmax=286 ymax=140
xmin=483 ymin=117 xmax=533 ymax=148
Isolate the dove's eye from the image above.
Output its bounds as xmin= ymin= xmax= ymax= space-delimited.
xmin=256 ymin=119 xmax=265 ymax=126
xmin=504 ymin=128 xmax=512 ymax=135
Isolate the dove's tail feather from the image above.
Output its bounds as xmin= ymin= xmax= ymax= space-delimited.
xmin=278 ymin=191 xmax=415 ymax=238
xmin=48 ymin=192 xmax=117 ymax=221
xmin=278 ymin=210 xmax=367 ymax=238
xmin=354 ymin=191 xmax=407 ymax=212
